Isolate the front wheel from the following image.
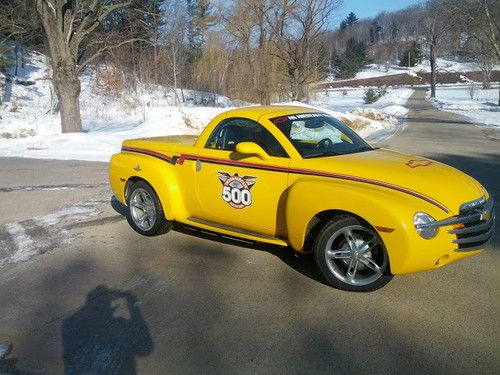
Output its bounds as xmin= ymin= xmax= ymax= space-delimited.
xmin=314 ymin=216 xmax=392 ymax=292
xmin=126 ymin=181 xmax=172 ymax=236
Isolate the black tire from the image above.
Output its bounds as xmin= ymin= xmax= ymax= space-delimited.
xmin=314 ymin=215 xmax=392 ymax=292
xmin=126 ymin=181 xmax=172 ymax=236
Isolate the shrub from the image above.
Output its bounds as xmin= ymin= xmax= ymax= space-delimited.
xmin=377 ymin=86 xmax=387 ymax=97
xmin=363 ymin=88 xmax=379 ymax=104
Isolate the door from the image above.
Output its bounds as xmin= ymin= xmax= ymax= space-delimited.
xmin=192 ymin=118 xmax=290 ymax=238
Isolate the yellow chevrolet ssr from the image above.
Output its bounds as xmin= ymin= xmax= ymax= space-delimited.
xmin=110 ymin=106 xmax=495 ymax=291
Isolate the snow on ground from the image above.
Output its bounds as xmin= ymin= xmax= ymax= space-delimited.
xmin=312 ymin=87 xmax=413 ymax=116
xmin=325 ymin=57 xmax=500 ymax=82
xmin=1 ymin=51 xmax=413 ymax=162
xmin=0 ymin=201 xmax=101 ymax=267
xmin=0 ymin=52 xmax=233 ymax=161
xmin=308 ymin=87 xmax=414 ymax=140
xmin=428 ymin=84 xmax=500 ymax=127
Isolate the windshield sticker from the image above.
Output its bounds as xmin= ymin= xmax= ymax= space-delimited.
xmin=406 ymin=159 xmax=433 ymax=168
xmin=218 ymin=172 xmax=256 ymax=209
xmin=271 ymin=113 xmax=324 ymax=124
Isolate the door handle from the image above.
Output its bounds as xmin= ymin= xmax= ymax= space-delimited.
xmin=196 ymin=159 xmax=202 ymax=172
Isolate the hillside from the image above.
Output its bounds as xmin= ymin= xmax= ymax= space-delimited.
xmin=321 ymin=58 xmax=500 ymax=89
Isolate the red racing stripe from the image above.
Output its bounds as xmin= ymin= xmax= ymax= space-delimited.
xmin=120 ymin=147 xmax=450 ymax=213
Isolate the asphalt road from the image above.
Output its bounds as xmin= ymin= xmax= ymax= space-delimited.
xmin=0 ymin=89 xmax=499 ymax=374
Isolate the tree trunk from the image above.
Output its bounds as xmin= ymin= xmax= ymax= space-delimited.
xmin=37 ymin=0 xmax=83 ymax=133
xmin=53 ymin=71 xmax=82 ymax=133
xmin=50 ymin=58 xmax=82 ymax=133
xmin=430 ymin=43 xmax=436 ymax=98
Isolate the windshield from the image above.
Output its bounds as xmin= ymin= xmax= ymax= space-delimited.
xmin=270 ymin=113 xmax=373 ymax=158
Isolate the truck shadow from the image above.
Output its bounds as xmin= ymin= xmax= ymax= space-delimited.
xmin=172 ymin=223 xmax=328 ymax=286
xmin=111 ymin=197 xmax=328 ymax=286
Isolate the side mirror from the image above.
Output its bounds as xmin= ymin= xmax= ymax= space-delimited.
xmin=236 ymin=142 xmax=270 ymax=160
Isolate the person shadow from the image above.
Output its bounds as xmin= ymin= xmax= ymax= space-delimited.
xmin=0 ymin=341 xmax=31 ymax=375
xmin=62 ymin=285 xmax=153 ymax=375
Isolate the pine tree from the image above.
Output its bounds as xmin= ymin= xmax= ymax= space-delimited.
xmin=187 ymin=0 xmax=214 ymax=65
xmin=369 ymin=21 xmax=382 ymax=44
xmin=335 ymin=38 xmax=367 ymax=78
xmin=345 ymin=12 xmax=359 ymax=26
xmin=399 ymin=42 xmax=422 ymax=67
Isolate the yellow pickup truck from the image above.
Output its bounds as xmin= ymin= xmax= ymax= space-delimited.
xmin=110 ymin=105 xmax=494 ymax=291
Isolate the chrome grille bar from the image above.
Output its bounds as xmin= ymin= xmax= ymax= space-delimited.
xmin=452 ymin=221 xmax=495 ymax=244
xmin=415 ymin=196 xmax=495 ymax=252
xmin=448 ymin=217 xmax=493 ymax=234
xmin=459 ymin=196 xmax=487 ymax=213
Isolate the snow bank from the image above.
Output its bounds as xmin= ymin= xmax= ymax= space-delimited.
xmin=313 ymin=87 xmax=412 ymax=117
xmin=428 ymin=84 xmax=499 ymax=127
xmin=283 ymin=101 xmax=400 ymax=140
xmin=0 ymin=106 xmax=229 ymax=162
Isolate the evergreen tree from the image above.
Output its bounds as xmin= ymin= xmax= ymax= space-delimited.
xmin=345 ymin=12 xmax=358 ymax=26
xmin=399 ymin=42 xmax=422 ymax=67
xmin=0 ymin=44 xmax=14 ymax=71
xmin=339 ymin=12 xmax=358 ymax=32
xmin=369 ymin=20 xmax=382 ymax=44
xmin=335 ymin=38 xmax=367 ymax=78
xmin=187 ymin=0 xmax=213 ymax=65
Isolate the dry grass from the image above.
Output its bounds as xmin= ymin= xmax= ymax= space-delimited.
xmin=350 ymin=108 xmax=386 ymax=121
xmin=339 ymin=116 xmax=371 ymax=131
xmin=100 ymin=71 xmax=124 ymax=93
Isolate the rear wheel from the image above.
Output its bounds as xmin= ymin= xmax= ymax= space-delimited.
xmin=314 ymin=216 xmax=392 ymax=292
xmin=126 ymin=181 xmax=172 ymax=236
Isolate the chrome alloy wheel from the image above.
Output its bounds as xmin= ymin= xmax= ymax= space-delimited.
xmin=129 ymin=188 xmax=157 ymax=231
xmin=324 ymin=225 xmax=387 ymax=286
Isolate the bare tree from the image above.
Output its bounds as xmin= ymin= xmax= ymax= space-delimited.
xmin=272 ymin=0 xmax=341 ymax=101
xmin=35 ymin=0 xmax=134 ymax=133
xmin=445 ymin=0 xmax=500 ymax=104
xmin=221 ymin=0 xmax=276 ymax=104
xmin=422 ymin=0 xmax=454 ymax=98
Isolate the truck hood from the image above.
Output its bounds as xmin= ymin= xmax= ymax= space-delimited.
xmin=298 ymin=148 xmax=485 ymax=215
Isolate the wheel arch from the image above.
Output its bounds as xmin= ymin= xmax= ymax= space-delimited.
xmin=303 ymin=209 xmax=378 ymax=254
xmin=125 ymin=176 xmax=148 ymax=202
xmin=110 ymin=152 xmax=185 ymax=221
xmin=285 ymin=180 xmax=410 ymax=256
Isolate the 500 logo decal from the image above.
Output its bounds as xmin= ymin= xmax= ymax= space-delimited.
xmin=218 ymin=172 xmax=257 ymax=209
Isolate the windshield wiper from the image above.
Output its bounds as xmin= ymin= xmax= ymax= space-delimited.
xmin=357 ymin=146 xmax=374 ymax=152
xmin=304 ymin=151 xmax=341 ymax=158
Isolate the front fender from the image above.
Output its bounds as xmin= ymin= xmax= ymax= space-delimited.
xmin=109 ymin=152 xmax=185 ymax=221
xmin=285 ymin=179 xmax=449 ymax=274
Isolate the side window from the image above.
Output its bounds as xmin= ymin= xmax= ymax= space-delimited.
xmin=205 ymin=118 xmax=288 ymax=158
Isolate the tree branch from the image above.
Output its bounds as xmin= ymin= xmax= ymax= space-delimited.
xmin=70 ymin=1 xmax=132 ymax=54
xmin=77 ymin=38 xmax=151 ymax=72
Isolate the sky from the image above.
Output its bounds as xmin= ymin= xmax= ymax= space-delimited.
xmin=336 ymin=0 xmax=423 ymax=22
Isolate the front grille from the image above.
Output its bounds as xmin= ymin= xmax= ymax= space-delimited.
xmin=448 ymin=197 xmax=495 ymax=251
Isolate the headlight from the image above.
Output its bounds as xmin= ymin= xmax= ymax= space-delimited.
xmin=414 ymin=212 xmax=438 ymax=239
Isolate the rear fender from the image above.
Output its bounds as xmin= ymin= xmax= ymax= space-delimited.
xmin=109 ymin=152 xmax=185 ymax=220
